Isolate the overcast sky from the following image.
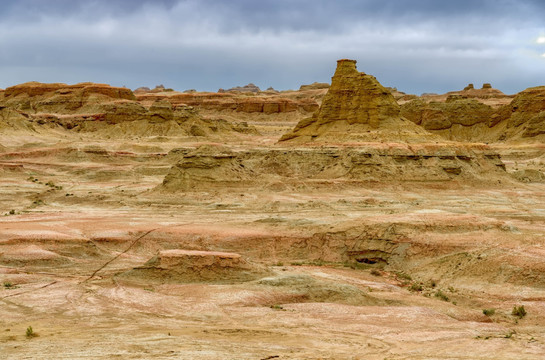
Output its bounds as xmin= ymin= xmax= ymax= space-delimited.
xmin=0 ymin=0 xmax=544 ymax=94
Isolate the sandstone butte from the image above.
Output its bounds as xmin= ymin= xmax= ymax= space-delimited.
xmin=280 ymin=59 xmax=437 ymax=143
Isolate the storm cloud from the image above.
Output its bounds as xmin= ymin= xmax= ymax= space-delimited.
xmin=0 ymin=0 xmax=544 ymax=94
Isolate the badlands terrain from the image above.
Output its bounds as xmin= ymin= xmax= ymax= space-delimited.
xmin=1 ymin=59 xmax=545 ymax=359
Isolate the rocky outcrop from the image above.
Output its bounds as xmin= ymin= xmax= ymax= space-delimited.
xmin=221 ymin=83 xmax=261 ymax=93
xmin=417 ymin=84 xmax=511 ymax=108
xmin=401 ymin=86 xmax=545 ymax=142
xmin=133 ymin=84 xmax=174 ymax=94
xmin=0 ymin=106 xmax=36 ymax=132
xmin=280 ymin=59 xmax=436 ymax=143
xmin=1 ymin=82 xmax=137 ymax=121
xmin=121 ymin=249 xmax=268 ymax=283
xmin=134 ymin=86 xmax=151 ymax=93
xmin=135 ymin=92 xmax=319 ymax=114
xmin=3 ymin=82 xmax=135 ymax=102
xmin=0 ymin=82 xmax=256 ymax=137
xmin=299 ymin=82 xmax=330 ymax=91
xmin=160 ymin=143 xmax=508 ymax=191
xmin=494 ymin=86 xmax=545 ymax=139
xmin=400 ymin=97 xmax=496 ymax=140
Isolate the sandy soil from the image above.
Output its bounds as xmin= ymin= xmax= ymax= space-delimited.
xmin=0 ymin=129 xmax=544 ymax=359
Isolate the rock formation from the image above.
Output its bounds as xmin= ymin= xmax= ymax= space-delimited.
xmin=494 ymin=86 xmax=545 ymax=140
xmin=400 ymin=97 xmax=496 ymax=140
xmin=280 ymin=59 xmax=435 ymax=143
xmin=134 ymin=86 xmax=151 ymax=93
xmin=121 ymin=249 xmax=268 ymax=283
xmin=223 ymin=83 xmax=261 ymax=93
xmin=401 ymin=85 xmax=545 ymax=142
xmin=299 ymin=82 xmax=330 ymax=91
xmin=135 ymin=91 xmax=319 ymax=115
xmin=0 ymin=82 xmax=255 ymax=137
xmin=160 ymin=143 xmax=508 ymax=191
xmin=416 ymin=84 xmax=511 ymax=108
xmin=134 ymin=84 xmax=173 ymax=94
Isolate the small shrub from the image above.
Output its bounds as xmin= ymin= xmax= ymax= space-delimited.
xmin=3 ymin=282 xmax=13 ymax=289
xmin=26 ymin=326 xmax=37 ymax=338
xmin=504 ymin=330 xmax=515 ymax=338
xmin=310 ymin=260 xmax=325 ymax=266
xmin=409 ymin=283 xmax=423 ymax=292
xmin=512 ymin=305 xmax=527 ymax=319
xmin=274 ymin=262 xmax=284 ymax=267
xmin=434 ymin=290 xmax=449 ymax=302
xmin=270 ymin=304 xmax=284 ymax=310
xmin=483 ymin=309 xmax=495 ymax=316
xmin=396 ymin=272 xmax=412 ymax=281
xmin=9 ymin=209 xmax=15 ymax=215
xmin=429 ymin=279 xmax=437 ymax=288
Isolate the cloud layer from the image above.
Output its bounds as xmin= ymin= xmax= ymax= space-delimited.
xmin=1 ymin=0 xmax=544 ymax=94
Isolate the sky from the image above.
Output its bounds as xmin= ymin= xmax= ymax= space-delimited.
xmin=0 ymin=0 xmax=544 ymax=95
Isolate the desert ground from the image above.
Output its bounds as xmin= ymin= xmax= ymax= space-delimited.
xmin=1 ymin=60 xmax=545 ymax=359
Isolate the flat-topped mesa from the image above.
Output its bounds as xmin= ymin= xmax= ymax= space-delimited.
xmin=280 ymin=59 xmax=434 ymax=143
xmin=3 ymin=82 xmax=135 ymax=101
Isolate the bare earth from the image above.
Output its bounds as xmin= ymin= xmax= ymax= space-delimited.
xmin=0 ymin=132 xmax=544 ymax=360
